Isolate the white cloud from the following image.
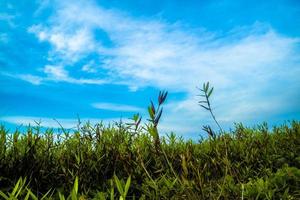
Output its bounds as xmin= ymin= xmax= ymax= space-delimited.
xmin=1 ymin=65 xmax=107 ymax=85
xmin=18 ymin=74 xmax=43 ymax=85
xmin=82 ymin=61 xmax=97 ymax=73
xmin=29 ymin=25 xmax=95 ymax=63
xmin=44 ymin=65 xmax=68 ymax=79
xmin=0 ymin=116 xmax=125 ymax=129
xmin=24 ymin=0 xmax=300 ymax=134
xmin=1 ymin=72 xmax=43 ymax=85
xmin=28 ymin=1 xmax=299 ymax=90
xmin=42 ymin=65 xmax=107 ymax=84
xmin=92 ymin=102 xmax=143 ymax=112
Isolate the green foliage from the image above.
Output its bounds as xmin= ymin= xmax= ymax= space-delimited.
xmin=243 ymin=165 xmax=300 ymax=199
xmin=0 ymin=88 xmax=299 ymax=199
xmin=113 ymin=175 xmax=131 ymax=200
xmin=0 ymin=121 xmax=299 ymax=199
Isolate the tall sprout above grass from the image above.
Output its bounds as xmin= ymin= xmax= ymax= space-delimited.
xmin=198 ymin=82 xmax=233 ymax=199
xmin=146 ymin=91 xmax=168 ymax=154
xmin=198 ymin=82 xmax=223 ymax=136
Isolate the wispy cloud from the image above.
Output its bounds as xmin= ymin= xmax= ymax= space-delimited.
xmin=15 ymin=0 xmax=300 ymax=133
xmin=0 ymin=116 xmax=124 ymax=129
xmin=42 ymin=65 xmax=108 ymax=84
xmin=2 ymin=65 xmax=107 ymax=85
xmin=18 ymin=74 xmax=43 ymax=85
xmin=81 ymin=61 xmax=97 ymax=73
xmin=0 ymin=13 xmax=16 ymax=27
xmin=28 ymin=25 xmax=95 ymax=63
xmin=44 ymin=65 xmax=68 ymax=79
xmin=92 ymin=103 xmax=143 ymax=112
xmin=27 ymin=1 xmax=299 ymax=89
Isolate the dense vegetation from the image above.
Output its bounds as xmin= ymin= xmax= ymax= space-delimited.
xmin=1 ymin=120 xmax=300 ymax=199
xmin=0 ymin=85 xmax=299 ymax=199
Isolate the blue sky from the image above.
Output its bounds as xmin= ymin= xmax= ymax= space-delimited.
xmin=1 ymin=0 xmax=300 ymax=138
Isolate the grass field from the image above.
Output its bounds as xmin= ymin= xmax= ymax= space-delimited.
xmin=0 ymin=120 xmax=299 ymax=199
xmin=0 ymin=87 xmax=299 ymax=199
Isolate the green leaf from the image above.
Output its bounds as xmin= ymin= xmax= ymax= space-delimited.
xmin=97 ymin=192 xmax=106 ymax=200
xmin=124 ymin=176 xmax=131 ymax=197
xmin=205 ymin=82 xmax=209 ymax=92
xmin=114 ymin=175 xmax=124 ymax=195
xmin=207 ymin=87 xmax=214 ymax=98
xmin=150 ymin=101 xmax=156 ymax=115
xmin=0 ymin=191 xmax=9 ymax=200
xmin=200 ymin=105 xmax=210 ymax=110
xmin=154 ymin=108 xmax=163 ymax=125
xmin=71 ymin=190 xmax=77 ymax=200
xmin=110 ymin=179 xmax=114 ymax=200
xmin=11 ymin=178 xmax=21 ymax=196
xmin=40 ymin=189 xmax=53 ymax=200
xmin=24 ymin=190 xmax=31 ymax=200
xmin=148 ymin=106 xmax=155 ymax=120
xmin=58 ymin=192 xmax=66 ymax=200
xmin=132 ymin=113 xmax=138 ymax=121
xmin=74 ymin=176 xmax=79 ymax=195
xmin=148 ymin=126 xmax=158 ymax=139
xmin=27 ymin=189 xmax=38 ymax=200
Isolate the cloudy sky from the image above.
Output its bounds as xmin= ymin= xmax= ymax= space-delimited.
xmin=1 ymin=0 xmax=300 ymax=138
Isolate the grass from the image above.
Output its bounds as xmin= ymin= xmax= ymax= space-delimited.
xmin=1 ymin=121 xmax=299 ymax=199
xmin=0 ymin=84 xmax=299 ymax=199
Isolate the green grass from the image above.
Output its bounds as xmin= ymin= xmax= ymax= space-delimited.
xmin=0 ymin=121 xmax=299 ymax=199
xmin=1 ymin=86 xmax=299 ymax=199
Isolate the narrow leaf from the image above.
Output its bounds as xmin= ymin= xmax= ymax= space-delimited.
xmin=136 ymin=117 xmax=142 ymax=127
xmin=205 ymin=82 xmax=209 ymax=92
xmin=58 ymin=192 xmax=66 ymax=200
xmin=28 ymin=190 xmax=38 ymax=200
xmin=110 ymin=179 xmax=114 ymax=200
xmin=74 ymin=176 xmax=78 ymax=195
xmin=41 ymin=189 xmax=53 ymax=200
xmin=160 ymin=91 xmax=168 ymax=104
xmin=24 ymin=191 xmax=31 ymax=200
xmin=114 ymin=175 xmax=124 ymax=195
xmin=0 ymin=191 xmax=9 ymax=200
xmin=124 ymin=176 xmax=131 ymax=197
xmin=148 ymin=106 xmax=154 ymax=120
xmin=207 ymin=87 xmax=214 ymax=97
xmin=11 ymin=178 xmax=21 ymax=196
xmin=200 ymin=105 xmax=210 ymax=110
xmin=154 ymin=108 xmax=163 ymax=125
xmin=150 ymin=101 xmax=156 ymax=115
